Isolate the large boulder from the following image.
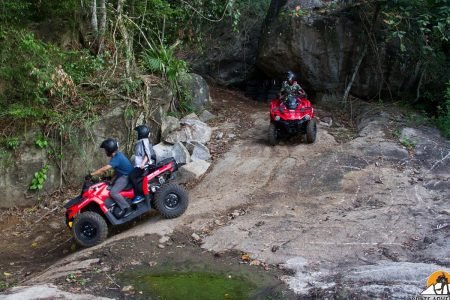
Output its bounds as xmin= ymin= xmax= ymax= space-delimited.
xmin=161 ymin=115 xmax=181 ymax=140
xmin=179 ymin=73 xmax=211 ymax=110
xmin=185 ymin=141 xmax=211 ymax=161
xmin=153 ymin=142 xmax=191 ymax=164
xmin=164 ymin=115 xmax=212 ymax=144
xmin=176 ymin=160 xmax=211 ymax=184
xmin=257 ymin=0 xmax=420 ymax=101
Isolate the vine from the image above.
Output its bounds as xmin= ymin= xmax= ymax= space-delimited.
xmin=29 ymin=164 xmax=49 ymax=191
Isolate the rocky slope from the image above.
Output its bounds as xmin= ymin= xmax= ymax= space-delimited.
xmin=2 ymin=89 xmax=449 ymax=298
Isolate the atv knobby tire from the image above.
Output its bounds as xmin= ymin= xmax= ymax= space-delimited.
xmin=269 ymin=122 xmax=278 ymax=146
xmin=306 ymin=119 xmax=317 ymax=143
xmin=73 ymin=211 xmax=108 ymax=247
xmin=154 ymin=184 xmax=189 ymax=219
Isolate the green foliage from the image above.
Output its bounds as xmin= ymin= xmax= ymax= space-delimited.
xmin=0 ymin=0 xmax=78 ymax=28
xmin=124 ymin=106 xmax=135 ymax=119
xmin=127 ymin=0 xmax=269 ymax=46
xmin=0 ymin=279 xmax=12 ymax=292
xmin=400 ymin=137 xmax=417 ymax=149
xmin=381 ymin=0 xmax=450 ymax=120
xmin=142 ymin=42 xmax=189 ymax=112
xmin=65 ymin=273 xmax=90 ymax=285
xmin=142 ymin=43 xmax=188 ymax=82
xmin=63 ymin=51 xmax=105 ymax=84
xmin=286 ymin=5 xmax=307 ymax=18
xmin=178 ymin=84 xmax=196 ymax=114
xmin=29 ymin=165 xmax=49 ymax=190
xmin=382 ymin=0 xmax=450 ymax=54
xmin=3 ymin=137 xmax=20 ymax=150
xmin=0 ymin=1 xmax=32 ymax=27
xmin=0 ymin=31 xmax=53 ymax=106
xmin=120 ymin=76 xmax=143 ymax=95
xmin=35 ymin=136 xmax=49 ymax=149
xmin=0 ymin=29 xmax=104 ymax=135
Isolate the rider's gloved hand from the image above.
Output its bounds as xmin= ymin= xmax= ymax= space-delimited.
xmin=85 ymin=174 xmax=93 ymax=181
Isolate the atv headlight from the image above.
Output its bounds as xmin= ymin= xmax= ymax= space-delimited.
xmin=304 ymin=115 xmax=310 ymax=121
xmin=275 ymin=116 xmax=281 ymax=121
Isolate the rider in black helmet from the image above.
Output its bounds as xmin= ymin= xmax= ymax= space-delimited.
xmin=90 ymin=138 xmax=133 ymax=217
xmin=280 ymin=71 xmax=306 ymax=100
xmin=100 ymin=138 xmax=118 ymax=157
xmin=129 ymin=124 xmax=156 ymax=204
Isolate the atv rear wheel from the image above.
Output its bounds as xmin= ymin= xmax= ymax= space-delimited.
xmin=306 ymin=119 xmax=317 ymax=143
xmin=72 ymin=211 xmax=108 ymax=247
xmin=154 ymin=184 xmax=189 ymax=219
xmin=269 ymin=122 xmax=278 ymax=146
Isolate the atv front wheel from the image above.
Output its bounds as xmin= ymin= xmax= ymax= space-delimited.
xmin=269 ymin=122 xmax=278 ymax=146
xmin=72 ymin=211 xmax=108 ymax=247
xmin=306 ymin=119 xmax=317 ymax=143
xmin=154 ymin=184 xmax=189 ymax=219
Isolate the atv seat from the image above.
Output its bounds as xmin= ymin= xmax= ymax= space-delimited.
xmin=141 ymin=158 xmax=176 ymax=175
xmin=120 ymin=158 xmax=178 ymax=192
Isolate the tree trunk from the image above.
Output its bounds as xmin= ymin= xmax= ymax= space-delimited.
xmin=90 ymin=0 xmax=98 ymax=36
xmin=97 ymin=0 xmax=107 ymax=54
xmin=262 ymin=0 xmax=288 ymax=33
xmin=117 ymin=0 xmax=134 ymax=77
xmin=342 ymin=4 xmax=381 ymax=103
xmin=342 ymin=45 xmax=368 ymax=104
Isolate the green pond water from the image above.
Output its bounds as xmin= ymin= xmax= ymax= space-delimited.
xmin=126 ymin=271 xmax=256 ymax=299
xmin=119 ymin=245 xmax=296 ymax=299
xmin=121 ymin=265 xmax=296 ymax=300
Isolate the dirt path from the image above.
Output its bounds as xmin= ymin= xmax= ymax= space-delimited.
xmin=1 ymin=88 xmax=450 ymax=298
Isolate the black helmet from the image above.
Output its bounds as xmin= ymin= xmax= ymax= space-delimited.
xmin=100 ymin=138 xmax=118 ymax=157
xmin=287 ymin=71 xmax=295 ymax=81
xmin=134 ymin=124 xmax=150 ymax=140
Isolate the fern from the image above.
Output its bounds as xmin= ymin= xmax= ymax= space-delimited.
xmin=145 ymin=57 xmax=163 ymax=73
xmin=142 ymin=43 xmax=188 ymax=83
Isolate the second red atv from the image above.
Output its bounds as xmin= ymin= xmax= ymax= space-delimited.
xmin=269 ymin=95 xmax=317 ymax=145
xmin=64 ymin=157 xmax=188 ymax=247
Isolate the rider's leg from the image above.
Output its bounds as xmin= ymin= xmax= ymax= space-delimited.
xmin=129 ymin=167 xmax=144 ymax=196
xmin=110 ymin=175 xmax=131 ymax=210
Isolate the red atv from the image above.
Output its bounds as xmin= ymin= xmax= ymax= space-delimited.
xmin=269 ymin=95 xmax=317 ymax=145
xmin=64 ymin=158 xmax=188 ymax=247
